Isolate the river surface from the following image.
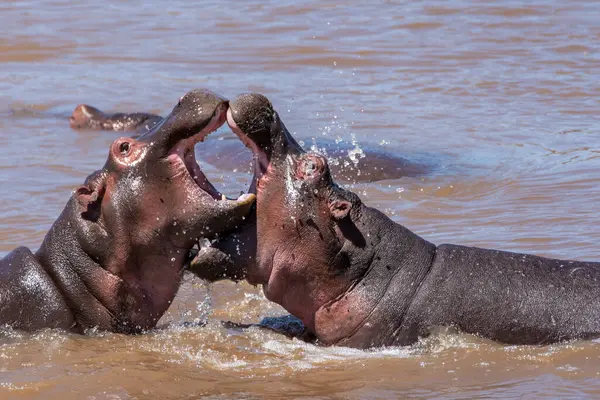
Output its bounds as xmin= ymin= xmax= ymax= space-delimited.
xmin=1 ymin=0 xmax=600 ymax=398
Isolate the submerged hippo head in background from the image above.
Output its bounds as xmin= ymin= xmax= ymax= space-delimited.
xmin=0 ymin=89 xmax=255 ymax=333
xmin=192 ymin=93 xmax=600 ymax=349
xmin=69 ymin=104 xmax=163 ymax=132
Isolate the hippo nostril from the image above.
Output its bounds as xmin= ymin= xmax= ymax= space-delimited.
xmin=297 ymin=156 xmax=325 ymax=180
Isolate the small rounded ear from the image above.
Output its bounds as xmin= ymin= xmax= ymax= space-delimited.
xmin=75 ymin=171 xmax=107 ymax=222
xmin=329 ymin=199 xmax=352 ymax=220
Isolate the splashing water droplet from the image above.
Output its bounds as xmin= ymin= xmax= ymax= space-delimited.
xmin=348 ymin=146 xmax=365 ymax=166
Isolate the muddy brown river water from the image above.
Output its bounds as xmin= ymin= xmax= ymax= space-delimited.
xmin=1 ymin=1 xmax=600 ymax=398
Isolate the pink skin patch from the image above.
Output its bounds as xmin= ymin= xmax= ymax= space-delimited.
xmin=314 ymin=288 xmax=373 ymax=345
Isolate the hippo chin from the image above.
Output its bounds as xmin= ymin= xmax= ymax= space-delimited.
xmin=191 ymin=93 xmax=600 ymax=349
xmin=0 ymin=89 xmax=255 ymax=334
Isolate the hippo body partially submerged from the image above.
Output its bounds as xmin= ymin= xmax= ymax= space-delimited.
xmin=191 ymin=93 xmax=600 ymax=348
xmin=0 ymin=90 xmax=254 ymax=333
xmin=69 ymin=104 xmax=162 ymax=132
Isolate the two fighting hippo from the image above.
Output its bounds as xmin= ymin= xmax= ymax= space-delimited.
xmin=2 ymin=89 xmax=600 ymax=349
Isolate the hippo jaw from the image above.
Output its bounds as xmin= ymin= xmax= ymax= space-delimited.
xmin=226 ymin=107 xmax=268 ymax=194
xmin=167 ymin=102 xmax=227 ymax=201
xmin=225 ymin=94 xmax=304 ymax=196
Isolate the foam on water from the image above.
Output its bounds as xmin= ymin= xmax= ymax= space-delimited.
xmin=127 ymin=320 xmax=495 ymax=377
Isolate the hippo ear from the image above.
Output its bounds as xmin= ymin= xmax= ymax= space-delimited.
xmin=75 ymin=171 xmax=107 ymax=222
xmin=329 ymin=199 xmax=352 ymax=220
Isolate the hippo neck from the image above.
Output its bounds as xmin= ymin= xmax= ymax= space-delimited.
xmin=313 ymin=204 xmax=436 ymax=347
xmin=35 ymin=198 xmax=177 ymax=333
xmin=35 ymin=212 xmax=119 ymax=332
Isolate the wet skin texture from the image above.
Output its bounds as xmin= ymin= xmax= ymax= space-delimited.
xmin=69 ymin=103 xmax=430 ymax=184
xmin=0 ymin=89 xmax=255 ymax=333
xmin=191 ymin=93 xmax=600 ymax=349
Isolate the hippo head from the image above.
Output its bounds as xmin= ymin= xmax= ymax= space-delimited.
xmin=225 ymin=94 xmax=360 ymax=329
xmin=39 ymin=89 xmax=255 ymax=333
xmin=84 ymin=88 xmax=255 ymax=257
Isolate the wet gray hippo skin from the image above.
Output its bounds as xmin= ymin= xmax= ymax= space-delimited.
xmin=0 ymin=89 xmax=255 ymax=333
xmin=191 ymin=93 xmax=600 ymax=349
xmin=68 ymin=103 xmax=430 ymax=184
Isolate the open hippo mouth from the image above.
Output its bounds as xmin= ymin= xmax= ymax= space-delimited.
xmin=167 ymin=102 xmax=230 ymax=201
xmin=225 ymin=93 xmax=305 ymax=195
xmin=160 ymin=97 xmax=255 ymax=263
xmin=166 ymin=102 xmax=254 ymax=204
xmin=226 ymin=107 xmax=270 ymax=194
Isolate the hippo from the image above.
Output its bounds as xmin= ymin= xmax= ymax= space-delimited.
xmin=69 ymin=104 xmax=163 ymax=132
xmin=68 ymin=103 xmax=431 ymax=184
xmin=190 ymin=93 xmax=600 ymax=349
xmin=0 ymin=89 xmax=255 ymax=333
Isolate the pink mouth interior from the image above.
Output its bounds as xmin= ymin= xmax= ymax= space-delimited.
xmin=226 ymin=108 xmax=269 ymax=194
xmin=184 ymin=149 xmax=222 ymax=200
xmin=168 ymin=104 xmax=227 ymax=200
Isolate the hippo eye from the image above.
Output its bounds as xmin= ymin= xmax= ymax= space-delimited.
xmin=119 ymin=142 xmax=131 ymax=154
